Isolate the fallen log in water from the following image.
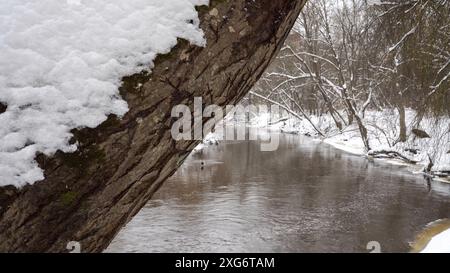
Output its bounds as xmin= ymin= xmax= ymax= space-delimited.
xmin=368 ymin=150 xmax=418 ymax=164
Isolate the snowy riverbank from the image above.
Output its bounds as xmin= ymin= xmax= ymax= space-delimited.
xmin=421 ymin=226 xmax=450 ymax=253
xmin=411 ymin=219 xmax=450 ymax=253
xmin=245 ymin=109 xmax=450 ymax=182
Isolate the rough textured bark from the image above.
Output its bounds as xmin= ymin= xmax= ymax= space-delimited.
xmin=0 ymin=0 xmax=307 ymax=252
xmin=398 ymin=105 xmax=407 ymax=142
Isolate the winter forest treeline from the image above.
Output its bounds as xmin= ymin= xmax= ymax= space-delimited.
xmin=244 ymin=0 xmax=449 ymax=172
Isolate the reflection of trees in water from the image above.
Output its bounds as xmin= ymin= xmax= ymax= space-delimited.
xmin=144 ymin=133 xmax=450 ymax=252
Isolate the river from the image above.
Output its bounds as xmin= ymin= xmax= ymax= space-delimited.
xmin=107 ymin=130 xmax=450 ymax=253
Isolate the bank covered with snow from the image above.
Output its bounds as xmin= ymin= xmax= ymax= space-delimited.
xmin=245 ymin=109 xmax=450 ymax=180
xmin=421 ymin=228 xmax=450 ymax=253
xmin=0 ymin=0 xmax=208 ymax=187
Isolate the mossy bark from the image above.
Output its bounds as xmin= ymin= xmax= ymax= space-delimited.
xmin=0 ymin=0 xmax=307 ymax=252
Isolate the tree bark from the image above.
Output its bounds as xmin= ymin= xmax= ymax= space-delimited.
xmin=0 ymin=0 xmax=307 ymax=253
xmin=398 ymin=104 xmax=407 ymax=142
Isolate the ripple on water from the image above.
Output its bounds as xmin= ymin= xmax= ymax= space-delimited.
xmin=106 ymin=133 xmax=450 ymax=253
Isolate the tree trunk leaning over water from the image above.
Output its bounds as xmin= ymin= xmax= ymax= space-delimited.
xmin=0 ymin=0 xmax=308 ymax=252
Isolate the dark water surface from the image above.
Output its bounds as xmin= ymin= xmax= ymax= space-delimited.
xmin=107 ymin=132 xmax=450 ymax=253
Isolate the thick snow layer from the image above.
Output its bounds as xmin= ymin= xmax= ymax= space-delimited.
xmin=0 ymin=0 xmax=208 ymax=187
xmin=421 ymin=228 xmax=450 ymax=253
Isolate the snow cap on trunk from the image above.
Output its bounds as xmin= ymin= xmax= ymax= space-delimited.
xmin=0 ymin=0 xmax=208 ymax=187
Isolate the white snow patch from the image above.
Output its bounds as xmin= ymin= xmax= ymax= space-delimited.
xmin=192 ymin=131 xmax=220 ymax=154
xmin=0 ymin=0 xmax=208 ymax=187
xmin=323 ymin=137 xmax=364 ymax=156
xmin=421 ymin=228 xmax=450 ymax=253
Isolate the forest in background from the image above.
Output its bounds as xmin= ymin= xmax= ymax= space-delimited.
xmin=240 ymin=0 xmax=450 ymax=174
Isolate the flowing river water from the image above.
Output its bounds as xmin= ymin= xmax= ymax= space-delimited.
xmin=107 ymin=130 xmax=450 ymax=253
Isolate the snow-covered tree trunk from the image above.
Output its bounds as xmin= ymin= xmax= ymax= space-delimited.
xmin=0 ymin=0 xmax=307 ymax=252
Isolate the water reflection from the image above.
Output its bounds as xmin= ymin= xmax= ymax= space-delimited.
xmin=107 ymin=131 xmax=450 ymax=253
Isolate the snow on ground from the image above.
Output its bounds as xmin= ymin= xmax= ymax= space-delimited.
xmin=0 ymin=0 xmax=208 ymax=187
xmin=237 ymin=107 xmax=450 ymax=176
xmin=324 ymin=110 xmax=450 ymax=174
xmin=421 ymin=228 xmax=450 ymax=253
xmin=192 ymin=132 xmax=219 ymax=154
